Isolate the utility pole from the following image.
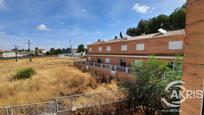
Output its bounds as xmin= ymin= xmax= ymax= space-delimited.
xmin=28 ymin=40 xmax=32 ymax=62
xmin=69 ymin=40 xmax=73 ymax=57
xmin=14 ymin=45 xmax=18 ymax=62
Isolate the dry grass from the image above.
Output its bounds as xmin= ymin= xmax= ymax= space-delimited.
xmin=0 ymin=57 xmax=124 ymax=107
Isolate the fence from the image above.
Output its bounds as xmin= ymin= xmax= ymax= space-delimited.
xmin=0 ymin=91 xmax=128 ymax=115
xmin=75 ymin=61 xmax=131 ymax=74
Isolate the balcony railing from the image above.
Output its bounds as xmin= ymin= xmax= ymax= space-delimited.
xmin=75 ymin=61 xmax=131 ymax=74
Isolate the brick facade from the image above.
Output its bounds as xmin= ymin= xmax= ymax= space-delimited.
xmin=87 ymin=30 xmax=185 ymax=66
xmin=180 ymin=0 xmax=204 ymax=114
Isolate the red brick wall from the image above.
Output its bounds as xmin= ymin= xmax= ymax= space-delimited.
xmin=180 ymin=0 xmax=204 ymax=114
xmin=88 ymin=35 xmax=185 ymax=56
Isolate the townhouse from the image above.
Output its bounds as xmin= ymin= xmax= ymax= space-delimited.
xmin=87 ymin=29 xmax=186 ymax=67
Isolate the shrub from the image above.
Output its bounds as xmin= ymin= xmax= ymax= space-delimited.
xmin=14 ymin=68 xmax=36 ymax=80
xmin=121 ymin=58 xmax=182 ymax=114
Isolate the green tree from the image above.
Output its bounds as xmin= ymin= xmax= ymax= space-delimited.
xmin=121 ymin=58 xmax=182 ymax=114
xmin=126 ymin=27 xmax=141 ymax=36
xmin=77 ymin=44 xmax=85 ymax=53
xmin=126 ymin=4 xmax=186 ymax=36
xmin=169 ymin=7 xmax=186 ymax=30
xmin=48 ymin=48 xmax=63 ymax=55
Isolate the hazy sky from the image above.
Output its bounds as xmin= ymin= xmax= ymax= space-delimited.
xmin=0 ymin=0 xmax=186 ymax=50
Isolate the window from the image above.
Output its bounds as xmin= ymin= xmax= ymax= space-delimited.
xmin=121 ymin=45 xmax=128 ymax=51
xmin=105 ymin=58 xmax=110 ymax=63
xmin=98 ymin=46 xmax=103 ymax=52
xmin=88 ymin=57 xmax=91 ymax=61
xmin=89 ymin=47 xmax=92 ymax=52
xmin=168 ymin=41 xmax=183 ymax=50
xmin=136 ymin=43 xmax=145 ymax=51
xmin=106 ymin=46 xmax=111 ymax=52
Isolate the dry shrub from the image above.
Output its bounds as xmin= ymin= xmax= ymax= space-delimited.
xmin=115 ymin=72 xmax=134 ymax=81
xmin=88 ymin=68 xmax=114 ymax=84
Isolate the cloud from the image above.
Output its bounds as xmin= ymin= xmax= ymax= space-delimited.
xmin=36 ymin=24 xmax=51 ymax=31
xmin=0 ymin=0 xmax=6 ymax=9
xmin=132 ymin=3 xmax=151 ymax=14
xmin=81 ymin=9 xmax=87 ymax=13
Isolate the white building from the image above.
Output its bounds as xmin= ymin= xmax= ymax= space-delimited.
xmin=1 ymin=51 xmax=28 ymax=58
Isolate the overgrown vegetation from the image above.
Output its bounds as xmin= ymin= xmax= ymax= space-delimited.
xmin=126 ymin=4 xmax=186 ymax=36
xmin=121 ymin=58 xmax=182 ymax=114
xmin=0 ymin=57 xmax=124 ymax=107
xmin=14 ymin=67 xmax=36 ymax=80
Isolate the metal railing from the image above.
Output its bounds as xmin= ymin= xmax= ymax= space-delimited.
xmin=75 ymin=61 xmax=131 ymax=74
xmin=0 ymin=91 xmax=127 ymax=115
xmin=0 ymin=101 xmax=56 ymax=115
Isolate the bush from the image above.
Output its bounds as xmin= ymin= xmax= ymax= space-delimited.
xmin=14 ymin=68 xmax=36 ymax=80
xmin=121 ymin=58 xmax=182 ymax=114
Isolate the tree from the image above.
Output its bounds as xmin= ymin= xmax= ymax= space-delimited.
xmin=47 ymin=48 xmax=63 ymax=55
xmin=169 ymin=7 xmax=186 ymax=30
xmin=126 ymin=4 xmax=186 ymax=36
xmin=121 ymin=58 xmax=182 ymax=114
xmin=126 ymin=27 xmax=141 ymax=36
xmin=138 ymin=20 xmax=149 ymax=34
xmin=77 ymin=44 xmax=85 ymax=53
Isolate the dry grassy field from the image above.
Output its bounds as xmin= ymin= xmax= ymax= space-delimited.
xmin=0 ymin=57 xmax=124 ymax=107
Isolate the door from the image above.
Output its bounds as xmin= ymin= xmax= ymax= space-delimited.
xmin=120 ymin=59 xmax=126 ymax=67
xmin=98 ymin=58 xmax=102 ymax=63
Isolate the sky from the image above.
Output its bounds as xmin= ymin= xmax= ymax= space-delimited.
xmin=0 ymin=0 xmax=186 ymax=50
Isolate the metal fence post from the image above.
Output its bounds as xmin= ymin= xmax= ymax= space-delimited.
xmin=48 ymin=101 xmax=57 ymax=115
xmin=114 ymin=65 xmax=117 ymax=72
xmin=101 ymin=63 xmax=102 ymax=68
xmin=125 ymin=67 xmax=128 ymax=73
xmin=173 ymin=61 xmax=176 ymax=71
xmin=93 ymin=62 xmax=95 ymax=67
xmin=56 ymin=98 xmax=59 ymax=113
xmin=6 ymin=106 xmax=12 ymax=115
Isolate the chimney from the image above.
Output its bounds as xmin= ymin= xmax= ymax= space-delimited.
xmin=114 ymin=36 xmax=118 ymax=40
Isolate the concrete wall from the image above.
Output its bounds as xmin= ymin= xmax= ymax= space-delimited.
xmin=181 ymin=0 xmax=204 ymax=114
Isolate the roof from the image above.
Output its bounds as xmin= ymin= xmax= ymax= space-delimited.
xmin=90 ymin=29 xmax=186 ymax=45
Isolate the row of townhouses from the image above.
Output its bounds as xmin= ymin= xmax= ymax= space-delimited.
xmin=87 ymin=29 xmax=186 ymax=67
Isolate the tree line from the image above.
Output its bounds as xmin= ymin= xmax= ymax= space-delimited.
xmin=126 ymin=4 xmax=186 ymax=36
xmin=45 ymin=44 xmax=86 ymax=55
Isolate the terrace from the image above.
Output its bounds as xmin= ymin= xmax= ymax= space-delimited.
xmin=74 ymin=61 xmax=131 ymax=75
